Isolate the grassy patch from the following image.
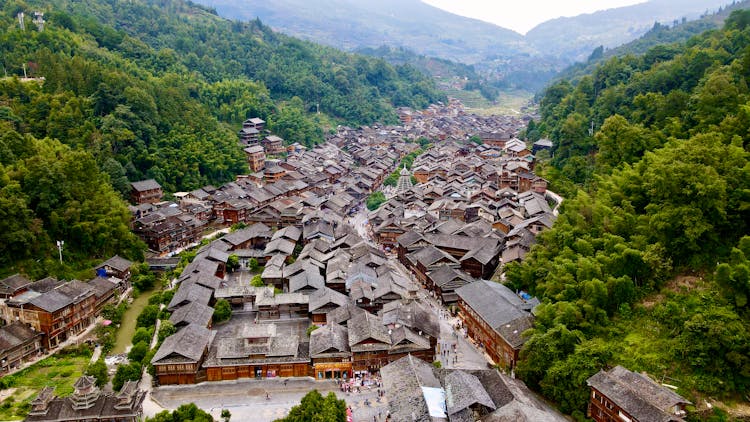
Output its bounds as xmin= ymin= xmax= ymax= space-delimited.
xmin=0 ymin=347 xmax=91 ymax=420
xmin=441 ymin=87 xmax=533 ymax=115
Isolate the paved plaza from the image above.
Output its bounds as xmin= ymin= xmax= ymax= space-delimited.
xmin=150 ymin=377 xmax=388 ymax=422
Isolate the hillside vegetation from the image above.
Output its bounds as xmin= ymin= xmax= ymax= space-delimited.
xmin=507 ymin=10 xmax=750 ymax=420
xmin=0 ymin=0 xmax=443 ymax=277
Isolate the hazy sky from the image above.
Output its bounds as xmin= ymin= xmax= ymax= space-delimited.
xmin=422 ymin=0 xmax=646 ymax=34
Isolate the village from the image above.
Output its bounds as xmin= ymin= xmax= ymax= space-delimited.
xmin=0 ymin=99 xmax=691 ymax=422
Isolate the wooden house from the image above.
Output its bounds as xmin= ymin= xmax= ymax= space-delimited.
xmin=151 ymin=324 xmax=211 ymax=385
xmin=455 ymin=280 xmax=536 ymax=370
xmin=587 ymin=366 xmax=690 ymax=422
xmin=130 ymin=179 xmax=163 ymax=205
xmin=0 ymin=322 xmax=42 ymax=373
xmin=309 ymin=323 xmax=352 ymax=380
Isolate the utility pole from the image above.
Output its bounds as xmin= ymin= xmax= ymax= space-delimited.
xmin=56 ymin=240 xmax=64 ymax=264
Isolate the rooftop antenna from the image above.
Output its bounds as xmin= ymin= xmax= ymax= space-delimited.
xmin=17 ymin=12 xmax=25 ymax=31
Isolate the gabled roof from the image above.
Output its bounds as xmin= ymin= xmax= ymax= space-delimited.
xmin=96 ymin=255 xmax=133 ymax=272
xmin=152 ymin=323 xmax=211 ymax=364
xmin=87 ymin=277 xmax=118 ymax=299
xmin=428 ymin=266 xmax=474 ymax=290
xmin=413 ymin=245 xmax=459 ymax=267
xmin=169 ymin=301 xmax=214 ymax=327
xmin=264 ymin=238 xmax=296 ymax=256
xmin=445 ymin=370 xmax=496 ymax=416
xmin=288 ymin=269 xmax=325 ymax=293
xmin=308 ymin=287 xmax=349 ymax=313
xmin=168 ymin=281 xmax=213 ymax=310
xmin=380 ymin=300 xmax=440 ymax=339
xmin=348 ymin=312 xmax=390 ymax=350
xmin=587 ymin=366 xmax=690 ymax=422
xmin=0 ymin=274 xmax=32 ymax=295
xmin=381 ymin=355 xmax=445 ymax=421
xmin=309 ymin=323 xmax=349 ymax=357
xmin=455 ymin=280 xmax=534 ymax=348
xmin=131 ymin=179 xmax=161 ymax=192
xmin=221 ymin=224 xmax=272 ymax=246
xmin=0 ymin=322 xmax=40 ymax=351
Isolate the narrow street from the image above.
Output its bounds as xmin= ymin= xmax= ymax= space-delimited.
xmin=348 ymin=206 xmax=377 ymax=247
xmin=389 ymin=257 xmax=493 ymax=371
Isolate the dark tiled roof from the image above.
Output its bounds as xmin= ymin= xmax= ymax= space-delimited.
xmin=87 ymin=277 xmax=118 ymax=299
xmin=96 ymin=255 xmax=133 ymax=272
xmin=28 ymin=277 xmax=63 ymax=293
xmin=587 ymin=366 xmax=689 ymax=422
xmin=308 ymin=288 xmax=349 ymax=313
xmin=0 ymin=274 xmax=32 ymax=295
xmin=288 ymin=269 xmax=325 ymax=294
xmin=221 ymin=223 xmax=272 ymax=247
xmin=169 ymin=301 xmax=214 ymax=328
xmin=130 ymin=179 xmax=161 ymax=192
xmin=29 ymin=290 xmax=73 ymax=313
xmin=0 ymin=322 xmax=40 ymax=351
xmin=152 ymin=323 xmax=211 ymax=364
xmin=428 ymin=266 xmax=474 ymax=290
xmin=168 ymin=281 xmax=213 ymax=310
xmin=381 ymin=355 xmax=443 ymax=422
xmin=445 ymin=370 xmax=496 ymax=416
xmin=309 ymin=323 xmax=349 ymax=357
xmin=455 ymin=280 xmax=533 ymax=348
xmin=348 ymin=312 xmax=390 ymax=350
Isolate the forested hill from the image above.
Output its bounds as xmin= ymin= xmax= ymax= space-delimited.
xmin=555 ymin=0 xmax=750 ymax=84
xmin=0 ymin=0 xmax=443 ymax=279
xmin=506 ymin=10 xmax=750 ymax=419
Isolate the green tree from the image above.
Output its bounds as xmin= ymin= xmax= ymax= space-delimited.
xmin=136 ymin=305 xmax=160 ymax=328
xmin=250 ymin=274 xmax=264 ymax=287
xmin=132 ymin=327 xmax=153 ymax=345
xmin=112 ymin=362 xmax=142 ymax=391
xmin=213 ymin=299 xmax=232 ymax=323
xmin=85 ymin=358 xmax=108 ymax=387
xmin=158 ymin=320 xmax=177 ymax=343
xmin=128 ymin=341 xmax=150 ymax=364
xmin=147 ymin=403 xmax=214 ymax=422
xmin=366 ymin=191 xmax=386 ymax=211
xmin=248 ymin=258 xmax=260 ymax=272
xmin=220 ymin=409 xmax=231 ymax=422
xmin=226 ymin=254 xmax=240 ymax=272
xmin=274 ymin=390 xmax=346 ymax=422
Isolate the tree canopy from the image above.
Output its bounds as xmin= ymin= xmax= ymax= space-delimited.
xmin=274 ymin=390 xmax=346 ymax=422
xmin=511 ymin=12 xmax=750 ymax=416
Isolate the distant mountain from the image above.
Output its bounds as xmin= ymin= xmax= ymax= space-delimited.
xmin=202 ymin=0 xmax=528 ymax=64
xmin=526 ymin=0 xmax=731 ymax=60
xmin=195 ymin=0 xmax=734 ymax=94
xmin=554 ymin=0 xmax=749 ymax=84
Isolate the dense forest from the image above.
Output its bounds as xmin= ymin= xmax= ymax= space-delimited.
xmin=507 ymin=10 xmax=750 ymax=420
xmin=0 ymin=0 xmax=444 ymax=278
